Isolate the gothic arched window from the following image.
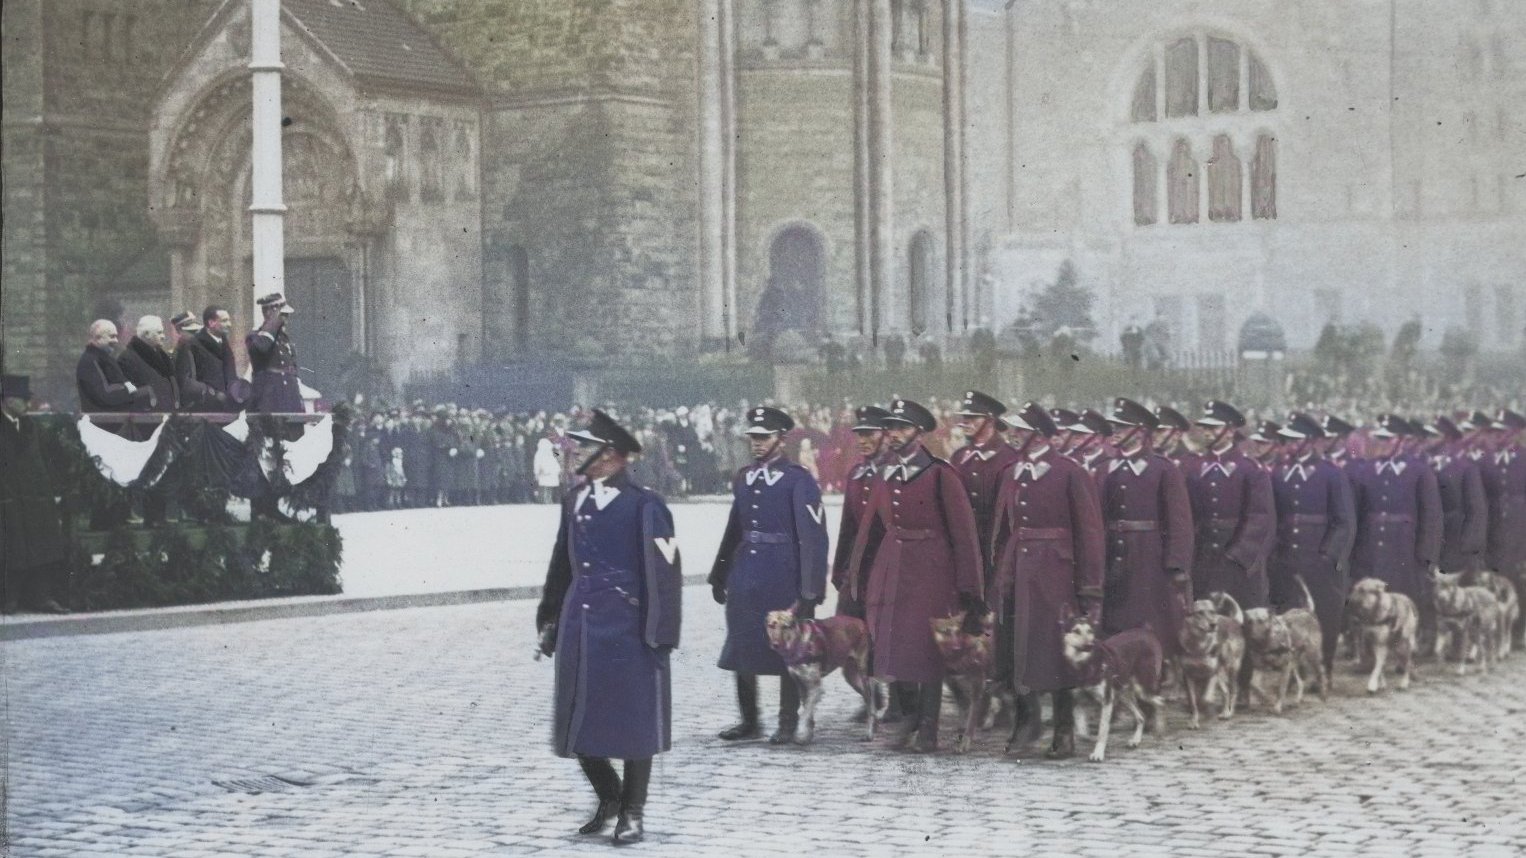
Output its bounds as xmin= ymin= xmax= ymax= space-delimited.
xmin=384 ymin=115 xmax=407 ymax=202
xmin=1128 ymin=34 xmax=1278 ymax=226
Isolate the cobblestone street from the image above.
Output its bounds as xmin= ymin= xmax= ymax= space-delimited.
xmin=5 ymin=585 xmax=1524 ymax=857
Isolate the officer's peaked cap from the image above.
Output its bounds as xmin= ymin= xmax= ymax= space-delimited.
xmin=1371 ymin=413 xmax=1412 ymax=438
xmin=744 ymin=406 xmax=795 ymax=435
xmin=1197 ymin=400 xmax=1246 ymax=428
xmin=883 ymin=399 xmax=937 ymax=432
xmin=1008 ymin=402 xmax=1058 ymax=437
xmin=569 ymin=409 xmax=642 ymax=454
xmin=1078 ymin=409 xmax=1114 ymax=436
xmin=1322 ymin=414 xmax=1357 ymax=436
xmin=955 ymin=390 xmax=1007 ymax=418
xmin=1498 ymin=409 xmax=1526 ymax=430
xmin=852 ymin=405 xmax=892 ymax=432
xmin=1431 ymin=415 xmax=1463 ymax=441
xmin=1154 ymin=405 xmax=1192 ymax=432
xmin=1110 ymin=398 xmax=1160 ymax=430
xmin=1278 ymin=412 xmax=1325 ymax=440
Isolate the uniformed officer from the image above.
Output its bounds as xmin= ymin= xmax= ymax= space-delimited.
xmin=535 ymin=410 xmax=681 ymax=845
xmin=247 ymin=292 xmax=303 ymax=414
xmin=1247 ymin=420 xmax=1284 ymax=468
xmin=1153 ymin=405 xmax=1193 ymax=461
xmin=833 ymin=405 xmax=892 ymax=618
xmin=1184 ymin=401 xmax=1277 ymax=611
xmin=1426 ymin=416 xmax=1488 ymax=575
xmin=710 ymin=406 xmax=830 ymax=744
xmin=1321 ymin=415 xmax=1359 ymax=469
xmin=845 ymin=398 xmax=984 ymax=753
xmin=951 ymin=391 xmax=1021 ymax=570
xmin=989 ymin=402 xmax=1105 ymax=758
xmin=1268 ymin=413 xmax=1356 ymax=675
xmin=1478 ymin=410 xmax=1526 ymax=598
xmin=1347 ymin=414 xmax=1443 ymax=650
xmin=1098 ymin=398 xmax=1194 ymax=656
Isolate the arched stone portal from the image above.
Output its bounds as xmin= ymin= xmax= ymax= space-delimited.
xmin=752 ymin=224 xmax=826 ymax=356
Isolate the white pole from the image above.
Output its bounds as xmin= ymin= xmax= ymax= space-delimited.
xmin=249 ymin=0 xmax=286 ymax=318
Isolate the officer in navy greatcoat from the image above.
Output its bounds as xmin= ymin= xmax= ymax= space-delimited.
xmin=1183 ymin=400 xmax=1277 ymax=611
xmin=536 ymin=410 xmax=681 ymax=845
xmin=246 ymin=292 xmax=303 ymax=414
xmin=1426 ymin=416 xmax=1488 ymax=575
xmin=709 ymin=406 xmax=830 ymax=744
xmin=1268 ymin=413 xmax=1356 ymax=675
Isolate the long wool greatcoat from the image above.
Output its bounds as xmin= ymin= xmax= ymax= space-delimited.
xmin=846 ymin=446 xmax=983 ymax=683
xmin=1097 ymin=454 xmax=1194 ymax=656
xmin=1347 ymin=455 xmax=1443 ymax=605
xmin=951 ymin=439 xmax=1022 ymax=572
xmin=709 ymin=457 xmax=829 ymax=676
xmin=989 ymin=448 xmax=1105 ymax=692
xmin=536 ymin=470 xmax=682 ymax=760
xmin=246 ymin=316 xmax=303 ymax=413
xmin=175 ymin=329 xmax=239 ymax=411
xmin=1185 ymin=450 xmax=1277 ymax=610
xmin=1432 ymin=453 xmax=1488 ymax=574
xmin=1 ymin=414 xmax=68 ymax=575
xmin=1268 ymin=455 xmax=1356 ymax=645
xmin=1476 ymin=445 xmax=1526 ymax=578
xmin=832 ymin=456 xmax=883 ymax=616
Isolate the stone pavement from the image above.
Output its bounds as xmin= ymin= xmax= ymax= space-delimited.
xmin=4 ymin=587 xmax=1524 ymax=857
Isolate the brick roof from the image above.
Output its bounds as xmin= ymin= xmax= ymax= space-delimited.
xmin=285 ymin=0 xmax=477 ymax=96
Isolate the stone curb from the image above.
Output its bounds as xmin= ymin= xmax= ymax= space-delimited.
xmin=0 ymin=574 xmax=712 ymax=641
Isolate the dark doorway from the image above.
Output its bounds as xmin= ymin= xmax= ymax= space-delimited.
xmin=908 ymin=230 xmax=936 ymax=335
xmin=752 ymin=225 xmax=825 ymax=358
xmin=282 ymin=256 xmax=353 ymax=394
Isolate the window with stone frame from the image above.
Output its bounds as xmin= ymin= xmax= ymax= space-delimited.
xmin=1129 ymin=33 xmax=1278 ymax=227
xmin=454 ymin=122 xmax=476 ymax=201
xmin=384 ymin=115 xmax=408 ymax=203
xmin=419 ymin=119 xmax=444 ymax=203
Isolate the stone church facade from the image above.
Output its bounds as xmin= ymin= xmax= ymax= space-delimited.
xmin=3 ymin=0 xmax=1522 ymax=398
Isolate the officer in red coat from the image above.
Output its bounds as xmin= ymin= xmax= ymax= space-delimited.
xmin=1347 ymin=414 xmax=1443 ymax=642
xmin=832 ymin=405 xmax=892 ymax=618
xmin=846 ymin=398 xmax=984 ymax=753
xmin=1426 ymin=416 xmax=1488 ymax=575
xmin=989 ymin=403 xmax=1105 ymax=758
xmin=1268 ymin=413 xmax=1356 ymax=674
xmin=1184 ymin=401 xmax=1277 ymax=611
xmin=950 ymin=390 xmax=1021 ymax=582
xmin=1098 ymin=398 xmax=1194 ymax=656
xmin=536 ymin=410 xmax=681 ymax=844
xmin=1153 ymin=405 xmax=1193 ymax=462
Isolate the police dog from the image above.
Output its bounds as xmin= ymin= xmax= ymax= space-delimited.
xmin=1060 ymin=616 xmax=1166 ymax=762
xmin=1463 ymin=570 xmax=1520 ymax=660
xmin=1242 ymin=577 xmax=1326 ymax=713
xmin=929 ymin=611 xmax=1004 ymax=753
xmin=1176 ymin=592 xmax=1246 ymax=728
xmin=1432 ymin=571 xmax=1501 ymax=675
xmin=764 ymin=610 xmax=884 ymax=745
xmin=1347 ymin=578 xmax=1420 ymax=694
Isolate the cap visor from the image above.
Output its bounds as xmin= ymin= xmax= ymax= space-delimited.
xmin=568 ymin=429 xmax=609 ymax=446
xmin=743 ymin=426 xmax=781 ymax=436
xmin=1196 ymin=417 xmax=1227 ymax=427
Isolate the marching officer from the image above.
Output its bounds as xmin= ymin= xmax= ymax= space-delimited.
xmin=1426 ymin=416 xmax=1488 ymax=575
xmin=832 ymin=405 xmax=892 ymax=618
xmin=710 ymin=406 xmax=829 ymax=745
xmin=1247 ymin=420 xmax=1284 ymax=468
xmin=1321 ymin=415 xmax=1358 ymax=469
xmin=951 ymin=391 xmax=1021 ymax=568
xmin=536 ymin=410 xmax=681 ymax=845
xmin=1098 ymin=398 xmax=1194 ymax=656
xmin=1347 ymin=414 xmax=1443 ymax=647
xmin=1184 ymin=401 xmax=1276 ymax=611
xmin=846 ymin=398 xmax=984 ymax=753
xmin=1479 ymin=410 xmax=1526 ymax=592
xmin=1153 ymin=405 xmax=1193 ymax=462
xmin=989 ymin=402 xmax=1104 ymax=758
xmin=1268 ymin=413 xmax=1356 ymax=675
xmin=247 ymin=293 xmax=303 ymax=413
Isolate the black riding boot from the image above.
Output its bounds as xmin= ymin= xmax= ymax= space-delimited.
xmin=910 ymin=681 xmax=943 ymax=753
xmin=576 ymin=756 xmax=622 ymax=835
xmin=1045 ymin=690 xmax=1076 ymax=759
xmin=718 ymin=673 xmax=762 ymax=740
xmin=770 ymin=676 xmax=801 ymax=744
xmin=1005 ymin=690 xmax=1044 ymax=752
xmin=612 ymin=758 xmax=651 ymax=845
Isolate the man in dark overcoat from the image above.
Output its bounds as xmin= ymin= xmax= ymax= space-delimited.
xmin=172 ymin=308 xmax=240 ymax=411
xmin=832 ymin=405 xmax=891 ymax=618
xmin=845 ymin=398 xmax=984 ymax=753
xmin=1426 ymin=416 xmax=1488 ymax=575
xmin=246 ymin=293 xmax=303 ymax=413
xmin=77 ymin=319 xmax=154 ymax=434
xmin=1097 ymin=398 xmax=1194 ymax=656
xmin=118 ymin=315 xmax=179 ymax=413
xmin=1 ymin=375 xmax=71 ymax=614
xmin=1347 ymin=414 xmax=1443 ymax=645
xmin=1267 ymin=413 xmax=1356 ymax=674
xmin=989 ymin=403 xmax=1104 ymax=758
xmin=710 ymin=406 xmax=829 ymax=744
xmin=536 ymin=410 xmax=681 ymax=845
xmin=1183 ymin=400 xmax=1276 ymax=610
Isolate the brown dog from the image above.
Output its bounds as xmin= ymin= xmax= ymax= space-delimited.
xmin=1463 ymin=569 xmax=1519 ymax=660
xmin=1242 ymin=576 xmax=1327 ymax=714
xmin=1347 ymin=578 xmax=1419 ymax=694
xmin=1060 ymin=617 xmax=1165 ymax=762
xmin=1432 ymin=570 xmax=1501 ymax=675
xmin=930 ymin=611 xmax=998 ymax=753
xmin=765 ymin=610 xmax=884 ymax=744
xmin=1176 ymin=592 xmax=1246 ymax=728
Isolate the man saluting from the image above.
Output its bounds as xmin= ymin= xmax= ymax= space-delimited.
xmin=710 ymin=406 xmax=830 ymax=744
xmin=536 ymin=410 xmax=682 ymax=845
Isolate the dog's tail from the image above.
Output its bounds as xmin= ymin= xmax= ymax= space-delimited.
xmin=1293 ymin=575 xmax=1316 ymax=614
xmin=1211 ymin=591 xmax=1244 ymax=624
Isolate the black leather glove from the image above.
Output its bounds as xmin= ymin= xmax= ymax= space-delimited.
xmin=711 ymin=584 xmax=726 ymax=605
xmin=537 ymin=623 xmax=557 ymax=658
xmin=793 ymin=599 xmax=817 ymax=619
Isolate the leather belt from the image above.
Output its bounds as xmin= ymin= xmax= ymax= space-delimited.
xmin=743 ymin=531 xmax=790 ymax=544
xmin=1108 ymin=520 xmax=1158 ymax=533
xmin=1016 ymin=527 xmax=1070 ymax=540
xmin=894 ymin=527 xmax=935 ymax=541
xmin=1367 ymin=513 xmax=1413 ymax=524
xmin=1282 ymin=514 xmax=1328 ymax=526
